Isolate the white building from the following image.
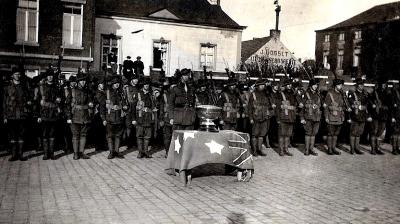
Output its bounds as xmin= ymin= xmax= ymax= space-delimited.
xmin=93 ymin=0 xmax=245 ymax=76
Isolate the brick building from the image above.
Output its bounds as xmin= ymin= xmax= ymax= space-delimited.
xmin=0 ymin=0 xmax=95 ymax=76
xmin=315 ymin=1 xmax=400 ymax=81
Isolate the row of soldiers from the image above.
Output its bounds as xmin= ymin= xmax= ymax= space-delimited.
xmin=3 ymin=66 xmax=400 ymax=161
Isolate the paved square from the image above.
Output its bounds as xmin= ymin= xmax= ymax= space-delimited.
xmin=0 ymin=143 xmax=399 ymax=224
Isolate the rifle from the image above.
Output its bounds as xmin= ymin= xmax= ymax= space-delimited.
xmin=203 ymin=66 xmax=218 ymax=105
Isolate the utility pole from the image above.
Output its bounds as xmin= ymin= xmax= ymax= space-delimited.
xmin=274 ymin=0 xmax=281 ymax=31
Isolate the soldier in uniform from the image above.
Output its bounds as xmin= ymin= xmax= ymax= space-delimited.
xmin=195 ymin=80 xmax=210 ymax=106
xmin=132 ymin=77 xmax=154 ymax=158
xmin=38 ymin=70 xmax=61 ymax=160
xmin=300 ymin=79 xmax=321 ymax=156
xmin=218 ymin=80 xmax=240 ymax=130
xmin=248 ymin=79 xmax=273 ymax=156
xmin=31 ymin=75 xmax=43 ymax=152
xmin=238 ymin=83 xmax=251 ymax=134
xmin=368 ymin=80 xmax=390 ymax=155
xmin=3 ymin=69 xmax=30 ymax=161
xmin=93 ymin=77 xmax=107 ymax=152
xmin=123 ymin=76 xmax=140 ymax=148
xmin=160 ymin=78 xmax=173 ymax=157
xmin=57 ymin=74 xmax=73 ymax=154
xmin=323 ymin=79 xmax=347 ymax=155
xmin=268 ymin=81 xmax=280 ymax=148
xmin=67 ymin=72 xmax=94 ymax=160
xmin=102 ymin=75 xmax=126 ymax=159
xmin=390 ymin=83 xmax=400 ymax=155
xmin=348 ymin=78 xmax=372 ymax=155
xmin=169 ymin=69 xmax=196 ymax=130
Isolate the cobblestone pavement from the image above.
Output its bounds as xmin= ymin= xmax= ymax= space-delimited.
xmin=0 ymin=143 xmax=400 ymax=224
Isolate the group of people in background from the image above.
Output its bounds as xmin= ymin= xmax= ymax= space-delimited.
xmin=2 ymin=60 xmax=400 ymax=162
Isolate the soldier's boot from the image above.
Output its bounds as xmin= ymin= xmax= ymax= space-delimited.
xmin=284 ymin=137 xmax=293 ymax=156
xmin=49 ymin=138 xmax=56 ymax=160
xmin=265 ymin=136 xmax=271 ymax=148
xmin=8 ymin=141 xmax=18 ymax=161
xmin=72 ymin=139 xmax=79 ymax=160
xmin=114 ymin=137 xmax=124 ymax=158
xmin=310 ymin=136 xmax=318 ymax=156
xmin=107 ymin=138 xmax=114 ymax=159
xmin=37 ymin=137 xmax=43 ymax=152
xmin=304 ymin=136 xmax=311 ymax=156
xmin=137 ymin=138 xmax=144 ymax=158
xmin=354 ymin=137 xmax=364 ymax=155
xmin=375 ymin=138 xmax=384 ymax=155
xmin=327 ymin=136 xmax=333 ymax=155
xmin=18 ymin=140 xmax=27 ymax=161
xmin=143 ymin=139 xmax=152 ymax=158
xmin=258 ymin=137 xmax=267 ymax=156
xmin=251 ymin=137 xmax=258 ymax=156
xmin=79 ymin=137 xmax=90 ymax=159
xmin=349 ymin=136 xmax=356 ymax=155
xmin=278 ymin=137 xmax=284 ymax=156
xmin=370 ymin=136 xmax=377 ymax=155
xmin=42 ymin=139 xmax=49 ymax=160
xmin=332 ymin=136 xmax=341 ymax=155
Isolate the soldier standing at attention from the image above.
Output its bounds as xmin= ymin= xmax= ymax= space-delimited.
xmin=276 ymin=78 xmax=298 ymax=156
xmin=169 ymin=69 xmax=196 ymax=130
xmin=67 ymin=72 xmax=94 ymax=160
xmin=348 ymin=78 xmax=372 ymax=155
xmin=102 ymin=75 xmax=126 ymax=159
xmin=218 ymin=80 xmax=240 ymax=130
xmin=38 ymin=70 xmax=61 ymax=160
xmin=160 ymin=78 xmax=173 ymax=157
xmin=93 ymin=77 xmax=107 ymax=152
xmin=238 ymin=83 xmax=251 ymax=134
xmin=268 ymin=82 xmax=280 ymax=148
xmin=300 ymin=79 xmax=321 ymax=156
xmin=323 ymin=79 xmax=348 ymax=155
xmin=248 ymin=79 xmax=272 ymax=156
xmin=195 ymin=80 xmax=210 ymax=106
xmin=123 ymin=76 xmax=140 ymax=149
xmin=390 ymin=83 xmax=400 ymax=155
xmin=3 ymin=69 xmax=30 ymax=161
xmin=368 ymin=79 xmax=390 ymax=155
xmin=132 ymin=77 xmax=154 ymax=158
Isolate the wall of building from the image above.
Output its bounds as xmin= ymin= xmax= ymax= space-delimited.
xmin=0 ymin=0 xmax=95 ymax=73
xmin=94 ymin=16 xmax=243 ymax=76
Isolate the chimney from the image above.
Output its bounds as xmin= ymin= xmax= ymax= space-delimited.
xmin=270 ymin=29 xmax=281 ymax=39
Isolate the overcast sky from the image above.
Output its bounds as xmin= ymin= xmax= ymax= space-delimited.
xmin=220 ymin=0 xmax=397 ymax=60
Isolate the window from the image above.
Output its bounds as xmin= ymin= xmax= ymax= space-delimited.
xmin=353 ymin=48 xmax=361 ymax=67
xmin=337 ymin=50 xmax=344 ymax=70
xmin=101 ymin=35 xmax=121 ymax=70
xmin=200 ymin=43 xmax=216 ymax=70
xmin=323 ymin=51 xmax=329 ymax=69
xmin=153 ymin=40 xmax=170 ymax=72
xmin=339 ymin=33 xmax=345 ymax=41
xmin=16 ymin=0 xmax=39 ymax=44
xmin=63 ymin=3 xmax=83 ymax=48
xmin=355 ymin=30 xmax=362 ymax=40
xmin=324 ymin=34 xmax=330 ymax=43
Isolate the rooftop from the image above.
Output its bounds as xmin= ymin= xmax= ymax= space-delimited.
xmin=241 ymin=36 xmax=272 ymax=61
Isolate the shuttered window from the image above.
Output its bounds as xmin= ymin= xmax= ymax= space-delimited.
xmin=16 ymin=0 xmax=39 ymax=44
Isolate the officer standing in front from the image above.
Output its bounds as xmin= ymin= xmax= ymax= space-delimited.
xmin=169 ymin=69 xmax=196 ymax=131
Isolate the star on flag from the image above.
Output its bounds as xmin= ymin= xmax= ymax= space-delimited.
xmin=174 ymin=137 xmax=181 ymax=154
xmin=183 ymin=131 xmax=196 ymax=141
xmin=205 ymin=140 xmax=224 ymax=155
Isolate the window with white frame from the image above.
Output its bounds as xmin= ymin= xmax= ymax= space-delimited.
xmin=354 ymin=30 xmax=362 ymax=40
xmin=200 ymin=43 xmax=216 ymax=70
xmin=337 ymin=50 xmax=344 ymax=70
xmin=338 ymin=33 xmax=345 ymax=41
xmin=324 ymin=34 xmax=330 ymax=43
xmin=62 ymin=3 xmax=83 ymax=48
xmin=101 ymin=35 xmax=121 ymax=70
xmin=16 ymin=0 xmax=39 ymax=44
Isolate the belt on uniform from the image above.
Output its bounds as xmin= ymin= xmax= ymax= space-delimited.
xmin=74 ymin=105 xmax=89 ymax=110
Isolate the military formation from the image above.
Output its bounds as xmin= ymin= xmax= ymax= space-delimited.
xmin=2 ymin=63 xmax=400 ymax=162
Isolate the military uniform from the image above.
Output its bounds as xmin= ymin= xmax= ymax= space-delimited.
xmin=248 ymin=80 xmax=273 ymax=156
xmin=268 ymin=85 xmax=280 ymax=148
xmin=38 ymin=74 xmax=61 ymax=160
xmin=123 ymin=78 xmax=139 ymax=147
xmin=132 ymin=78 xmax=154 ymax=158
xmin=300 ymin=79 xmax=321 ymax=156
xmin=238 ymin=84 xmax=251 ymax=134
xmin=323 ymin=79 xmax=346 ymax=155
xmin=93 ymin=80 xmax=107 ymax=152
xmin=67 ymin=73 xmax=94 ymax=160
xmin=160 ymin=83 xmax=173 ymax=156
xmin=348 ymin=79 xmax=370 ymax=155
xmin=391 ymin=86 xmax=400 ymax=155
xmin=102 ymin=76 xmax=126 ymax=159
xmin=276 ymin=79 xmax=297 ymax=156
xmin=368 ymin=83 xmax=390 ymax=155
xmin=3 ymin=70 xmax=30 ymax=161
xmin=169 ymin=76 xmax=196 ymax=131
xmin=218 ymin=82 xmax=240 ymax=130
